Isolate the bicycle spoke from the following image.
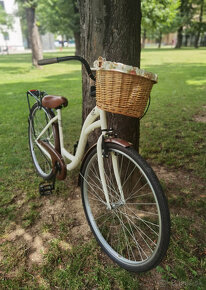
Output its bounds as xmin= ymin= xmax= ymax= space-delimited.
xmin=113 ymin=209 xmax=148 ymax=259
xmin=80 ymin=173 xmax=107 ymax=205
xmin=119 ymin=207 xmax=143 ymax=261
xmin=118 ymin=210 xmax=154 ymax=254
xmin=126 ymin=182 xmax=149 ymax=202
xmin=122 ymin=206 xmax=159 ymax=236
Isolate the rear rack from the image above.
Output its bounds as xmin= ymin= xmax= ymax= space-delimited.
xmin=26 ymin=90 xmax=47 ymax=113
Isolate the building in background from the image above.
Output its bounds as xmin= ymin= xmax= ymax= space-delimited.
xmin=41 ymin=33 xmax=55 ymax=51
xmin=0 ymin=0 xmax=24 ymax=53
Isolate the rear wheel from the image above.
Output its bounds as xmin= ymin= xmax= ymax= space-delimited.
xmin=80 ymin=143 xmax=170 ymax=272
xmin=28 ymin=103 xmax=55 ymax=180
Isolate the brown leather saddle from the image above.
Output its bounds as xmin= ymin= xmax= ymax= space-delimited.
xmin=42 ymin=95 xmax=68 ymax=109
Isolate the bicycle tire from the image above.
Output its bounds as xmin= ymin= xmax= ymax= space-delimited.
xmin=28 ymin=103 xmax=55 ymax=180
xmin=80 ymin=143 xmax=170 ymax=272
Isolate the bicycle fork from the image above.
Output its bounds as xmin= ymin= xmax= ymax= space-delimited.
xmin=96 ymin=135 xmax=126 ymax=210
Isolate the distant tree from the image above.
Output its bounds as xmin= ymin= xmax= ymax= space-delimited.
xmin=17 ymin=0 xmax=43 ymax=67
xmin=37 ymin=0 xmax=81 ymax=55
xmin=175 ymin=0 xmax=194 ymax=48
xmin=174 ymin=0 xmax=206 ymax=48
xmin=193 ymin=0 xmax=205 ymax=48
xmin=141 ymin=0 xmax=180 ymax=48
xmin=71 ymin=0 xmax=81 ymax=55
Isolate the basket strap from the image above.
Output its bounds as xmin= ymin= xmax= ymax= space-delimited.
xmin=139 ymin=95 xmax=151 ymax=120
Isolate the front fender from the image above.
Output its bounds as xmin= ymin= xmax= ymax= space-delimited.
xmin=78 ymin=138 xmax=132 ymax=186
xmin=104 ymin=137 xmax=132 ymax=148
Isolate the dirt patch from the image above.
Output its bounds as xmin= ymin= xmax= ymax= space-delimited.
xmin=152 ymin=165 xmax=177 ymax=183
xmin=35 ymin=187 xmax=91 ymax=243
xmin=152 ymin=163 xmax=205 ymax=191
xmin=193 ymin=105 xmax=206 ymax=123
xmin=67 ymin=188 xmax=91 ymax=242
xmin=148 ymin=162 xmax=206 ymax=222
xmin=2 ymin=186 xmax=91 ymax=267
xmin=29 ymin=236 xmax=45 ymax=263
xmin=152 ymin=164 xmax=192 ymax=195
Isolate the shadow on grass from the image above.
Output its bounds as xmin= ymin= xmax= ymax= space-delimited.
xmin=0 ymin=70 xmax=81 ymax=95
xmin=0 ymin=65 xmax=32 ymax=74
xmin=0 ymin=54 xmax=32 ymax=64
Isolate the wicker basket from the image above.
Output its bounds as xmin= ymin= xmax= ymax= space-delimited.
xmin=95 ymin=67 xmax=157 ymax=118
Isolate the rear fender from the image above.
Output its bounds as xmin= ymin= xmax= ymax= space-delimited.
xmin=38 ymin=140 xmax=67 ymax=180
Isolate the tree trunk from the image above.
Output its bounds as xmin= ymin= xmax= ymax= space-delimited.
xmin=74 ymin=31 xmax=81 ymax=56
xmin=61 ymin=35 xmax=64 ymax=47
xmin=72 ymin=0 xmax=81 ymax=55
xmin=184 ymin=34 xmax=189 ymax=47
xmin=194 ymin=0 xmax=204 ymax=49
xmin=26 ymin=7 xmax=43 ymax=67
xmin=175 ymin=26 xmax=183 ymax=48
xmin=142 ymin=29 xmax=146 ymax=48
xmin=79 ymin=0 xmax=141 ymax=150
xmin=158 ymin=32 xmax=162 ymax=48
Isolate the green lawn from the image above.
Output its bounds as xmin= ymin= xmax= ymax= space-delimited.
xmin=140 ymin=48 xmax=206 ymax=178
xmin=0 ymin=48 xmax=205 ymax=289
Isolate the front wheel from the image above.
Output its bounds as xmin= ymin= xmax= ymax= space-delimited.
xmin=80 ymin=143 xmax=170 ymax=272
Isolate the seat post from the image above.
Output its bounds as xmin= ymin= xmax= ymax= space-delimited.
xmin=57 ymin=109 xmax=64 ymax=151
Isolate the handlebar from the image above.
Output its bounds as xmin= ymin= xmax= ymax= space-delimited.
xmin=38 ymin=55 xmax=96 ymax=81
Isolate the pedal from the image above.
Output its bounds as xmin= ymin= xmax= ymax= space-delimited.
xmin=39 ymin=178 xmax=55 ymax=196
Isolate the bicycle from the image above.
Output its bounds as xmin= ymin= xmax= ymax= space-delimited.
xmin=27 ymin=55 xmax=170 ymax=273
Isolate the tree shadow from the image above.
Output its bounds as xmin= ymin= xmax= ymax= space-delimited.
xmin=0 ymin=54 xmax=32 ymax=64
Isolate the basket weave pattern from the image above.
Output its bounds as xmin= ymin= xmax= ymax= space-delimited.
xmin=96 ymin=70 xmax=155 ymax=118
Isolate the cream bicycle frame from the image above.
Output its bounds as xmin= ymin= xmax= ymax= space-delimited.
xmin=35 ymin=105 xmax=124 ymax=209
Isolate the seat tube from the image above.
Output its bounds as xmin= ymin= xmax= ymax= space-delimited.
xmin=57 ymin=109 xmax=64 ymax=150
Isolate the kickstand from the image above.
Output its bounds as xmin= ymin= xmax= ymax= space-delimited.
xmin=39 ymin=176 xmax=56 ymax=196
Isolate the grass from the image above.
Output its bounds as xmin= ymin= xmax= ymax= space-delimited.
xmin=0 ymin=48 xmax=205 ymax=289
xmin=140 ymin=48 xmax=206 ymax=178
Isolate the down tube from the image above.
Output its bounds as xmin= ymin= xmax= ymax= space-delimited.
xmin=66 ymin=106 xmax=101 ymax=170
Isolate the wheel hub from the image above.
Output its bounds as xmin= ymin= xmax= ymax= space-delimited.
xmin=111 ymin=199 xmax=125 ymax=210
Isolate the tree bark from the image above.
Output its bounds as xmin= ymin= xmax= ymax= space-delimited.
xmin=79 ymin=0 xmax=141 ymax=150
xmin=61 ymin=35 xmax=64 ymax=47
xmin=158 ymin=32 xmax=162 ymax=48
xmin=194 ymin=0 xmax=204 ymax=49
xmin=26 ymin=7 xmax=43 ymax=67
xmin=184 ymin=34 xmax=189 ymax=47
xmin=74 ymin=31 xmax=81 ymax=55
xmin=142 ymin=29 xmax=146 ymax=49
xmin=72 ymin=0 xmax=81 ymax=55
xmin=175 ymin=26 xmax=183 ymax=48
